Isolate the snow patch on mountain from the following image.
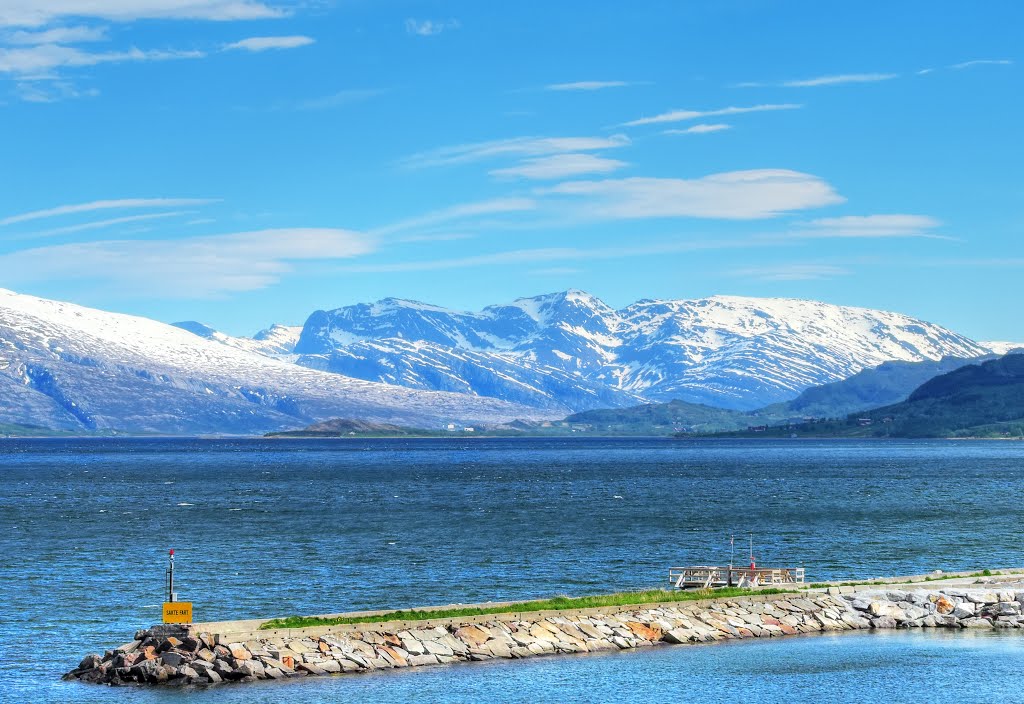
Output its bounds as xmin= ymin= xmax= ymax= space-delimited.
xmin=982 ymin=341 xmax=1024 ymax=355
xmin=173 ymin=320 xmax=302 ymax=359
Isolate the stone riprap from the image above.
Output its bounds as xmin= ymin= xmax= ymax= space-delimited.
xmin=65 ymin=586 xmax=1024 ymax=687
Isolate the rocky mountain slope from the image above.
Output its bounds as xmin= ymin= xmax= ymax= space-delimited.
xmin=285 ymin=291 xmax=989 ymax=411
xmin=0 ymin=289 xmax=545 ymax=434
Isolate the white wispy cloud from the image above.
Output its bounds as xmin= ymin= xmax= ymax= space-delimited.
xmin=622 ymin=103 xmax=801 ymax=127
xmin=403 ymin=134 xmax=631 ymax=168
xmin=17 ymin=211 xmax=191 ymax=238
xmin=545 ymin=80 xmax=630 ymax=91
xmin=0 ymin=43 xmax=204 ymax=75
xmin=0 ymin=1 xmax=286 ymax=27
xmin=0 ymin=228 xmax=373 ymax=298
xmin=663 ymin=123 xmax=731 ymax=135
xmin=543 ymin=169 xmax=844 ymax=220
xmin=337 ymin=238 xmax=749 ymax=274
xmin=405 ymin=18 xmax=460 ymax=36
xmin=224 ymin=35 xmax=313 ymax=52
xmin=741 ymin=73 xmax=898 ymax=88
xmin=291 ymin=88 xmax=384 ymax=111
xmin=4 ymin=25 xmax=108 ymax=44
xmin=374 ymin=198 xmax=536 ymax=236
xmin=796 ymin=214 xmax=948 ymax=238
xmin=490 ymin=153 xmax=626 ymax=180
xmin=0 ymin=198 xmax=218 ymax=226
xmin=730 ymin=264 xmax=850 ymax=281
xmin=396 ymin=232 xmax=475 ymax=244
xmin=14 ymin=79 xmax=97 ymax=102
xmin=950 ymin=59 xmax=1013 ymax=69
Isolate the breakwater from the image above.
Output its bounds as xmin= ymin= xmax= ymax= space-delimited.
xmin=65 ymin=579 xmax=1024 ymax=687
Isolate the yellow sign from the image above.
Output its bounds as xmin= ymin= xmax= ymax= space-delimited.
xmin=162 ymin=602 xmax=193 ymax=624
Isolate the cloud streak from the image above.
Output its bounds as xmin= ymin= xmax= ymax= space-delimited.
xmin=224 ymin=35 xmax=314 ymax=52
xmin=0 ymin=43 xmax=203 ymax=75
xmin=405 ymin=18 xmax=460 ymax=36
xmin=373 ymin=198 xmax=537 ymax=236
xmin=730 ymin=264 xmax=850 ymax=281
xmin=622 ymin=103 xmax=801 ymax=127
xmin=14 ymin=79 xmax=97 ymax=102
xmin=337 ymin=233 xmax=761 ymax=272
xmin=337 ymin=238 xmax=749 ymax=274
xmin=0 ymin=198 xmax=218 ymax=226
xmin=289 ymin=88 xmax=384 ymax=111
xmin=490 ymin=153 xmax=627 ymax=180
xmin=402 ymin=134 xmax=631 ymax=168
xmin=543 ymin=169 xmax=844 ymax=220
xmin=0 ymin=1 xmax=286 ymax=27
xmin=795 ymin=214 xmax=949 ymax=239
xmin=741 ymin=73 xmax=898 ymax=88
xmin=4 ymin=25 xmax=108 ymax=44
xmin=0 ymin=228 xmax=374 ymax=298
xmin=15 ymin=211 xmax=191 ymax=239
xmin=545 ymin=80 xmax=630 ymax=91
xmin=664 ymin=123 xmax=731 ymax=135
xmin=950 ymin=59 xmax=1013 ymax=69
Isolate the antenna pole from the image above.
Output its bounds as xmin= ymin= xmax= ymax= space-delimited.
xmin=167 ymin=549 xmax=175 ymax=603
xmin=729 ymin=534 xmax=735 ymax=586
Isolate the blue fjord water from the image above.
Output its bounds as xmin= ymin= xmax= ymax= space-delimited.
xmin=2 ymin=437 xmax=1024 ymax=702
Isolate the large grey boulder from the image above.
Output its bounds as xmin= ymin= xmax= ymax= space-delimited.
xmin=953 ymin=603 xmax=976 ymax=619
xmin=961 ymin=617 xmax=994 ymax=629
xmin=870 ymin=616 xmax=897 ymax=629
xmin=664 ymin=628 xmax=698 ymax=644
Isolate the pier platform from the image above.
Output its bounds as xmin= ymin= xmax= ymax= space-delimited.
xmin=669 ymin=565 xmax=805 ymax=589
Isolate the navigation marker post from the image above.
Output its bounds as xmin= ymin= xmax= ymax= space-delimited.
xmin=728 ymin=534 xmax=735 ymax=587
xmin=167 ymin=549 xmax=176 ymax=603
xmin=162 ymin=549 xmax=193 ymax=624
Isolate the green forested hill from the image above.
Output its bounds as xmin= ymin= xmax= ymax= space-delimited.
xmin=709 ymin=354 xmax=1024 ymax=438
xmin=762 ymin=355 xmax=992 ymax=418
xmin=864 ymin=353 xmax=1024 ymax=437
xmin=564 ymin=399 xmax=759 ymax=433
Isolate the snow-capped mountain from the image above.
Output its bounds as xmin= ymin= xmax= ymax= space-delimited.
xmin=290 ymin=291 xmax=989 ymax=410
xmin=0 ymin=289 xmax=546 ymax=434
xmin=172 ymin=321 xmax=302 ymax=359
xmin=982 ymin=341 xmax=1024 ymax=355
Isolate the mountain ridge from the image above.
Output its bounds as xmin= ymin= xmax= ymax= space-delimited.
xmin=0 ymin=289 xmax=547 ymax=435
xmin=283 ymin=290 xmax=989 ymax=411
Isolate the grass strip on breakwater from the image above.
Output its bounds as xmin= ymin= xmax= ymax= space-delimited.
xmin=259 ymin=587 xmax=795 ymax=630
xmin=807 ymin=569 xmax=1004 ymax=589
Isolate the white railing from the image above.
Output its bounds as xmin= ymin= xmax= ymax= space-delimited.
xmin=668 ymin=566 xmax=805 ymax=590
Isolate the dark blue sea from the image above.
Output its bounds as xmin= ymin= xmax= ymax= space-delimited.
xmin=3 ymin=437 xmax=1024 ymax=703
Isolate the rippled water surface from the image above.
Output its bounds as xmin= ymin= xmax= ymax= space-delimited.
xmin=3 ymin=437 xmax=1024 ymax=702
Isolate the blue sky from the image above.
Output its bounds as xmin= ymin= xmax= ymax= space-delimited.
xmin=0 ymin=1 xmax=1020 ymax=340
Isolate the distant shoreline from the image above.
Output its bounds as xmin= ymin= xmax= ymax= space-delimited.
xmin=2 ymin=433 xmax=1020 ymax=441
